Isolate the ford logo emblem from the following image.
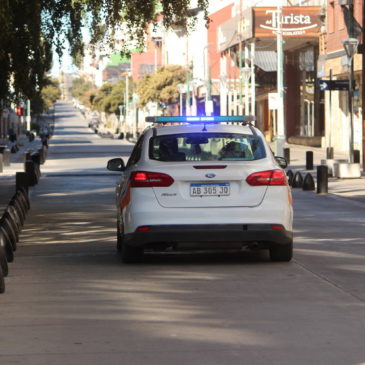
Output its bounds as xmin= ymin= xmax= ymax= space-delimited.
xmin=205 ymin=173 xmax=216 ymax=178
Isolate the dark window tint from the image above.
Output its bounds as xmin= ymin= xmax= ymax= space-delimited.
xmin=149 ymin=133 xmax=266 ymax=162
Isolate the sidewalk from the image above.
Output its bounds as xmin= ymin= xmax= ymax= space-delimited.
xmin=0 ymin=134 xmax=43 ymax=211
xmin=283 ymin=143 xmax=365 ymax=204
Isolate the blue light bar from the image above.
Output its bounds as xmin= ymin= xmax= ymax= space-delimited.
xmin=145 ymin=116 xmax=255 ymax=124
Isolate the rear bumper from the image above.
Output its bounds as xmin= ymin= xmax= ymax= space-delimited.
xmin=124 ymin=224 xmax=293 ymax=247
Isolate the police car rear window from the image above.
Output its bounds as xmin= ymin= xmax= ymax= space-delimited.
xmin=149 ymin=133 xmax=266 ymax=162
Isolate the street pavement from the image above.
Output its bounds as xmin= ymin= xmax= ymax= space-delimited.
xmin=1 ymin=103 xmax=365 ymax=364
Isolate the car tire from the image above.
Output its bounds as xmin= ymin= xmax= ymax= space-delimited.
xmin=0 ymin=246 xmax=9 ymax=277
xmin=121 ymin=242 xmax=144 ymax=264
xmin=117 ymin=227 xmax=123 ymax=252
xmin=269 ymin=241 xmax=293 ymax=262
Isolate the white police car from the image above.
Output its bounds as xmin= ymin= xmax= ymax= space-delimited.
xmin=107 ymin=116 xmax=293 ymax=263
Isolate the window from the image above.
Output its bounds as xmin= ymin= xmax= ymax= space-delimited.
xmin=149 ymin=133 xmax=266 ymax=162
xmin=126 ymin=135 xmax=144 ymax=168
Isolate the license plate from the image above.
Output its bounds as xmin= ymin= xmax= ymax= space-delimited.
xmin=190 ymin=183 xmax=230 ymax=197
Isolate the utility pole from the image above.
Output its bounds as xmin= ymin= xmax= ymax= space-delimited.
xmin=185 ymin=35 xmax=191 ymax=116
xmin=238 ymin=0 xmax=243 ymax=110
xmin=275 ymin=2 xmax=285 ymax=157
xmin=26 ymin=99 xmax=31 ymax=131
xmin=362 ymin=1 xmax=365 ymax=169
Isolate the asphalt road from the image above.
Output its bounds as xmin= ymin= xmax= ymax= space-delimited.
xmin=1 ymin=102 xmax=365 ymax=365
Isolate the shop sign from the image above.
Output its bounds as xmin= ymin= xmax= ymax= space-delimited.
xmin=254 ymin=7 xmax=321 ymax=38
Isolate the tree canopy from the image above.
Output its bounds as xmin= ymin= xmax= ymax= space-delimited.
xmin=0 ymin=0 xmax=209 ymax=103
xmin=137 ymin=65 xmax=186 ymax=108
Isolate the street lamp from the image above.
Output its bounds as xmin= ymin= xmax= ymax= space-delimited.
xmin=342 ymin=37 xmax=359 ymax=163
xmin=177 ymin=83 xmax=186 ymax=116
xmin=241 ymin=66 xmax=251 ymax=115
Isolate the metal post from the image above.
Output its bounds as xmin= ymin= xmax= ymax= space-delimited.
xmin=238 ymin=0 xmax=243 ymax=109
xmin=328 ymin=69 xmax=333 ymax=157
xmin=362 ymin=2 xmax=365 ymax=170
xmin=180 ymin=92 xmax=183 ymax=116
xmin=306 ymin=151 xmax=314 ymax=170
xmin=283 ymin=147 xmax=290 ymax=165
xmin=349 ymin=57 xmax=354 ymax=163
xmin=275 ymin=2 xmax=285 ymax=157
xmin=186 ymin=69 xmax=190 ymax=116
xmin=244 ymin=45 xmax=250 ymax=115
xmin=317 ymin=165 xmax=328 ymax=194
xmin=26 ymin=99 xmax=31 ymax=131
xmin=250 ymin=41 xmax=256 ymax=117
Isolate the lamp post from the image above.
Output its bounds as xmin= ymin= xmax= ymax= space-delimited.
xmin=241 ymin=66 xmax=251 ymax=115
xmin=177 ymin=84 xmax=186 ymax=116
xmin=343 ymin=37 xmax=359 ymax=163
xmin=275 ymin=1 xmax=285 ymax=158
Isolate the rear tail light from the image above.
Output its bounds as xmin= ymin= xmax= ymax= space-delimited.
xmin=246 ymin=170 xmax=288 ymax=186
xmin=130 ymin=171 xmax=174 ymax=187
xmin=271 ymin=225 xmax=285 ymax=230
xmin=136 ymin=226 xmax=152 ymax=232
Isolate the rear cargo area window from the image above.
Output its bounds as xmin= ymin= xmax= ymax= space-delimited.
xmin=149 ymin=133 xmax=266 ymax=162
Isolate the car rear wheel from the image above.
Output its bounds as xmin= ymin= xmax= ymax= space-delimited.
xmin=121 ymin=242 xmax=144 ymax=264
xmin=117 ymin=221 xmax=123 ymax=252
xmin=269 ymin=241 xmax=293 ymax=262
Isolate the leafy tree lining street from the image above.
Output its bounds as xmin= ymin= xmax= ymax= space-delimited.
xmin=0 ymin=0 xmax=208 ymax=105
xmin=71 ymin=65 xmax=186 ymax=115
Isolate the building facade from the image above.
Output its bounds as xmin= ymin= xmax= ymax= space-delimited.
xmin=323 ymin=0 xmax=364 ymax=163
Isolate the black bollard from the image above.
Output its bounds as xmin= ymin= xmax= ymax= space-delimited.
xmin=306 ymin=151 xmax=314 ymax=170
xmin=317 ymin=165 xmax=328 ymax=194
xmin=286 ymin=170 xmax=294 ymax=186
xmin=16 ymin=172 xmax=29 ymax=193
xmin=0 ymin=270 xmax=4 ymax=294
xmin=326 ymin=147 xmax=334 ymax=159
xmin=292 ymin=171 xmax=303 ymax=188
xmin=25 ymin=160 xmax=38 ymax=186
xmin=283 ymin=148 xmax=290 ymax=165
xmin=353 ymin=150 xmax=360 ymax=163
xmin=302 ymin=173 xmax=315 ymax=191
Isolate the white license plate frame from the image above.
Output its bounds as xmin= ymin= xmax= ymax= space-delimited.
xmin=190 ymin=183 xmax=230 ymax=197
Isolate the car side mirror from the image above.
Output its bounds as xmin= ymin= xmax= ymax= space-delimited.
xmin=107 ymin=158 xmax=125 ymax=172
xmin=275 ymin=156 xmax=288 ymax=169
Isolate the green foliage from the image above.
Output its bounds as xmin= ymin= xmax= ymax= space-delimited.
xmin=71 ymin=77 xmax=94 ymax=99
xmin=137 ymin=65 xmax=186 ymax=107
xmin=0 ymin=0 xmax=52 ymax=103
xmin=41 ymin=78 xmax=61 ymax=110
xmin=92 ymin=78 xmax=132 ymax=114
xmin=0 ymin=0 xmax=208 ymax=103
xmin=30 ymin=77 xmax=61 ymax=113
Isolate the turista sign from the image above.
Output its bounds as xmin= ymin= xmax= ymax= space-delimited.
xmin=253 ymin=7 xmax=321 ymax=38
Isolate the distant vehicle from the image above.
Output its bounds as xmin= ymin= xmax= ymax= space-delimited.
xmin=88 ymin=119 xmax=101 ymax=131
xmin=107 ymin=116 xmax=293 ymax=263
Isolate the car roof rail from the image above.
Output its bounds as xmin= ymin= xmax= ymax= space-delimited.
xmin=145 ymin=115 xmax=256 ymax=126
